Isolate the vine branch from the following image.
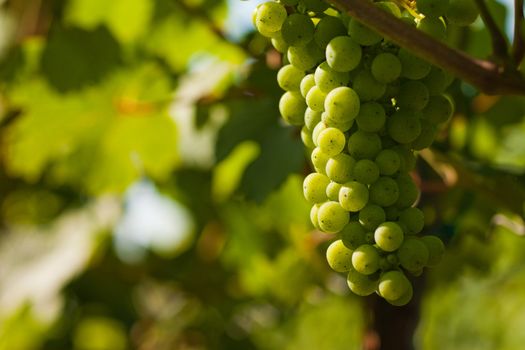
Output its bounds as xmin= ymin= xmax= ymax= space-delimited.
xmin=473 ymin=0 xmax=510 ymax=63
xmin=513 ymin=0 xmax=525 ymax=64
xmin=329 ymin=0 xmax=525 ymax=95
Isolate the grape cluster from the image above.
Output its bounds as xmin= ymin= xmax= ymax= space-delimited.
xmin=254 ymin=0 xmax=455 ymax=306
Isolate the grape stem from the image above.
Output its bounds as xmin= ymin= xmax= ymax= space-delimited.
xmin=329 ymin=0 xmax=525 ymax=95
xmin=513 ymin=0 xmax=525 ymax=64
xmin=473 ymin=0 xmax=510 ymax=65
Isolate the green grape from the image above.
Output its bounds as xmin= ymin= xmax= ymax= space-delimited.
xmin=416 ymin=0 xmax=450 ymax=17
xmin=371 ymin=53 xmax=402 ymax=83
xmin=397 ymin=238 xmax=430 ymax=271
xmin=378 ymin=270 xmax=410 ymax=301
xmin=399 ymin=207 xmax=425 ymax=234
xmin=301 ymin=126 xmax=315 ymax=148
xmin=353 ymin=159 xmax=380 ymax=184
xmin=300 ymin=73 xmax=316 ymax=98
xmin=311 ymin=147 xmax=330 ymax=174
xmin=422 ymin=94 xmax=453 ymax=124
xmin=326 ymin=36 xmax=362 ymax=72
xmin=347 ymin=267 xmax=378 ymax=296
xmin=396 ymin=81 xmax=429 ymax=111
xmin=341 ymin=221 xmax=367 ymax=249
xmin=326 ymin=239 xmax=354 ymax=272
xmin=281 ymin=13 xmax=315 ymax=46
xmin=304 ymin=107 xmax=322 ymax=130
xmin=386 ymin=280 xmax=413 ymax=306
xmin=348 ymin=19 xmax=382 ymax=46
xmin=314 ymin=61 xmax=350 ymax=93
xmin=398 ymin=48 xmax=431 ymax=80
xmin=339 ymin=181 xmax=369 ymax=212
xmin=352 ymin=244 xmax=380 ymax=275
xmin=417 ymin=17 xmax=447 ymax=40
xmin=421 ymin=235 xmax=445 ymax=266
xmin=303 ymin=172 xmax=330 ymax=203
xmin=445 ymin=0 xmax=479 ymax=26
xmin=318 ymin=201 xmax=350 ymax=233
xmin=324 ymin=86 xmax=361 ymax=123
xmin=314 ymin=16 xmax=347 ymax=48
xmin=384 ymin=205 xmax=400 ymax=221
xmin=359 ymin=204 xmax=386 ymax=230
xmin=310 ymin=203 xmax=321 ymax=228
xmin=288 ymin=41 xmax=324 ymax=70
xmin=387 ymin=253 xmax=399 ymax=265
xmin=280 ymin=0 xmax=299 ymax=5
xmin=279 ymin=91 xmax=307 ymax=125
xmin=375 ymin=149 xmax=401 ymax=176
xmin=374 ymin=221 xmax=404 ymax=252
xmin=353 ymin=70 xmax=386 ymax=101
xmin=391 ymin=145 xmax=416 ymax=172
xmin=277 ymin=64 xmax=305 ymax=91
xmin=395 ymin=173 xmax=420 ymax=208
xmin=255 ymin=2 xmax=288 ymax=34
xmin=271 ymin=31 xmax=289 ymax=53
xmin=300 ymin=0 xmax=329 ymax=13
xmin=421 ymin=67 xmax=449 ymax=95
xmin=326 ymin=181 xmax=343 ymax=201
xmin=306 ymin=85 xmax=327 ymax=112
xmin=369 ymin=176 xmax=399 ymax=207
xmin=356 ymin=102 xmax=386 ymax=133
xmin=326 ymin=153 xmax=355 ymax=183
xmin=411 ymin=119 xmax=438 ymax=150
xmin=376 ymin=1 xmax=402 ymax=17
xmin=312 ymin=121 xmax=328 ymax=147
xmin=347 ymin=130 xmax=382 ymax=160
xmin=317 ymin=127 xmax=346 ymax=156
xmin=322 ymin=111 xmax=355 ymax=131
xmin=387 ymin=110 xmax=422 ymax=144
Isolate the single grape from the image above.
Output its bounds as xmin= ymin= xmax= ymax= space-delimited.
xmin=371 ymin=53 xmax=402 ymax=83
xmin=384 ymin=205 xmax=400 ymax=221
xmin=376 ymin=1 xmax=402 ymax=17
xmin=326 ymin=153 xmax=355 ymax=183
xmin=398 ymin=48 xmax=431 ymax=80
xmin=311 ymin=147 xmax=330 ymax=174
xmin=445 ymin=0 xmax=479 ymax=26
xmin=359 ymin=204 xmax=386 ymax=230
xmin=374 ymin=221 xmax=404 ymax=252
xmin=369 ymin=176 xmax=400 ymax=207
xmin=303 ymin=172 xmax=330 ymax=203
xmin=348 ymin=18 xmax=382 ymax=46
xmin=421 ymin=235 xmax=445 ymax=266
xmin=314 ymin=16 xmax=347 ymax=48
xmin=422 ymin=94 xmax=454 ymax=124
xmin=386 ymin=280 xmax=413 ymax=306
xmin=304 ymin=107 xmax=322 ymax=130
xmin=300 ymin=73 xmax=316 ymax=98
xmin=399 ymin=207 xmax=425 ymax=234
xmin=353 ymin=159 xmax=380 ymax=184
xmin=326 ymin=181 xmax=343 ymax=201
xmin=301 ymin=126 xmax=315 ymax=148
xmin=288 ymin=41 xmax=324 ymax=70
xmin=375 ymin=149 xmax=401 ymax=176
xmin=411 ymin=119 xmax=438 ymax=150
xmin=417 ymin=17 xmax=447 ymax=41
xmin=387 ymin=110 xmax=422 ymax=144
xmin=356 ymin=102 xmax=386 ymax=133
xmin=396 ymin=81 xmax=429 ymax=111
xmin=310 ymin=203 xmax=321 ymax=228
xmin=326 ymin=36 xmax=362 ymax=72
xmin=395 ymin=173 xmax=420 ymax=208
xmin=281 ymin=13 xmax=315 ymax=46
xmin=315 ymin=61 xmax=350 ymax=93
xmin=279 ymin=91 xmax=307 ymax=125
xmin=318 ymin=201 xmax=350 ymax=233
xmin=306 ymin=85 xmax=327 ymax=112
xmin=255 ymin=2 xmax=287 ymax=34
xmin=324 ymin=86 xmax=361 ymax=123
xmin=397 ymin=238 xmax=430 ymax=271
xmin=347 ymin=130 xmax=382 ymax=160
xmin=326 ymin=239 xmax=354 ymax=272
xmin=341 ymin=221 xmax=367 ymax=249
xmin=300 ymin=0 xmax=329 ymax=13
xmin=339 ymin=181 xmax=369 ymax=212
xmin=352 ymin=244 xmax=381 ymax=275
xmin=353 ymin=69 xmax=386 ymax=101
xmin=421 ymin=67 xmax=449 ymax=95
xmin=347 ymin=267 xmax=378 ymax=296
xmin=416 ymin=0 xmax=450 ymax=17
xmin=317 ymin=127 xmax=346 ymax=156
xmin=277 ymin=64 xmax=305 ymax=91
xmin=378 ymin=270 xmax=411 ymax=301
xmin=271 ymin=31 xmax=289 ymax=53
xmin=322 ymin=111 xmax=355 ymax=131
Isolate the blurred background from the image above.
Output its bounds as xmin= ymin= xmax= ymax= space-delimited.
xmin=1 ymin=0 xmax=525 ymax=349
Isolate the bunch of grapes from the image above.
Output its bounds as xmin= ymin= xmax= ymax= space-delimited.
xmin=253 ymin=0 xmax=472 ymax=306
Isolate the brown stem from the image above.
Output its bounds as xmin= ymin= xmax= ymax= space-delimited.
xmin=513 ymin=0 xmax=525 ymax=64
xmin=473 ymin=0 xmax=510 ymax=64
xmin=329 ymin=0 xmax=525 ymax=95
